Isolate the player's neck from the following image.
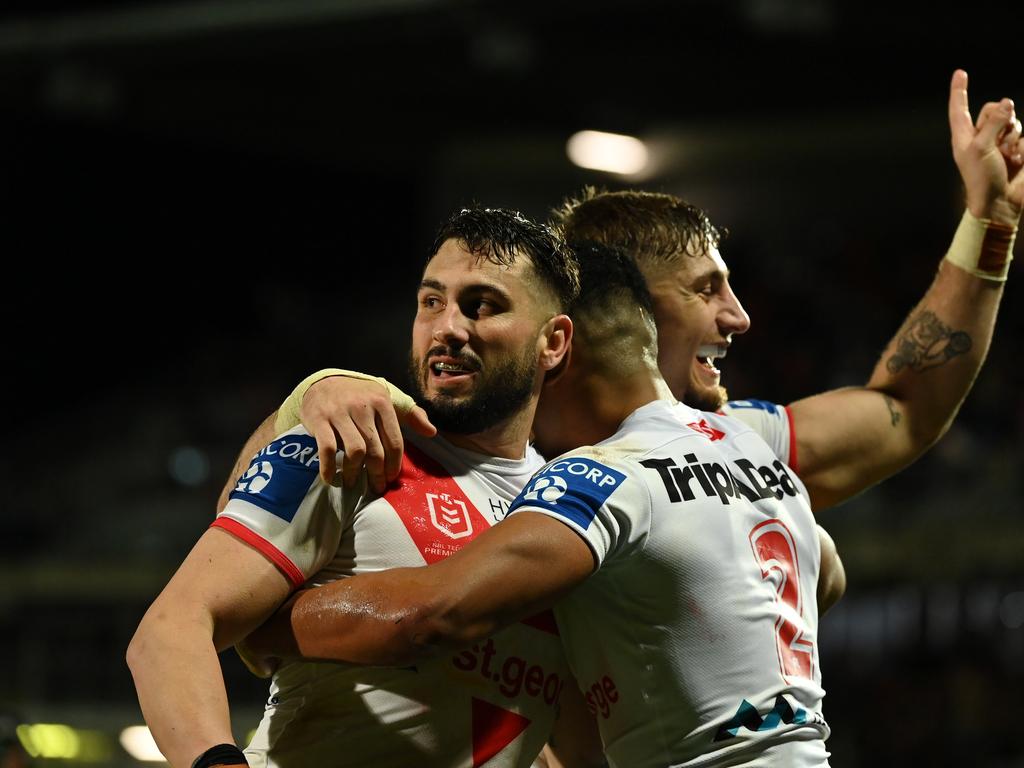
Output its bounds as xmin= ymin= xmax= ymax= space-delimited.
xmin=438 ymin=403 xmax=536 ymax=460
xmin=535 ymin=368 xmax=664 ymax=458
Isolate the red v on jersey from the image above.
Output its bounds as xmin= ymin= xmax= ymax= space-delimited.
xmin=384 ymin=444 xmax=493 ymax=564
xmin=384 ymin=443 xmax=561 ymax=636
xmin=471 ymin=697 xmax=531 ymax=767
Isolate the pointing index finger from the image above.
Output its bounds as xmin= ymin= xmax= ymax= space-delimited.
xmin=949 ymin=69 xmax=974 ymax=147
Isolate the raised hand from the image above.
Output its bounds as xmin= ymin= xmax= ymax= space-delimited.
xmin=948 ymin=69 xmax=1023 ymax=224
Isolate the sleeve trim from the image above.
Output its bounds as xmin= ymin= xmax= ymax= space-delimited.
xmin=511 ymin=507 xmax=603 ymax=570
xmin=784 ymin=404 xmax=800 ymax=474
xmin=211 ymin=517 xmax=306 ymax=588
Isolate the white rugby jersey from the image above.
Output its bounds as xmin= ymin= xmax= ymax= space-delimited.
xmin=720 ymin=399 xmax=796 ymax=471
xmin=508 ymin=400 xmax=828 ymax=768
xmin=215 ymin=429 xmax=570 ymax=768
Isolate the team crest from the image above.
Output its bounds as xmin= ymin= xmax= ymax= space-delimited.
xmin=425 ymin=492 xmax=474 ymax=539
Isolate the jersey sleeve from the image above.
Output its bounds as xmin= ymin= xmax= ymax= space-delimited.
xmin=506 ymin=454 xmax=650 ymax=568
xmin=213 ymin=428 xmax=344 ymax=588
xmin=720 ymin=399 xmax=798 ymax=472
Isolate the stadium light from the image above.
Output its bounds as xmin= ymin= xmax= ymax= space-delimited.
xmin=566 ymin=130 xmax=649 ymax=175
xmin=17 ymin=724 xmax=112 ymax=762
xmin=119 ymin=726 xmax=166 ymax=762
xmin=16 ymin=724 xmax=79 ymax=759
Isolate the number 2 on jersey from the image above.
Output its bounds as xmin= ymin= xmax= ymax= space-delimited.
xmin=749 ymin=520 xmax=814 ymax=680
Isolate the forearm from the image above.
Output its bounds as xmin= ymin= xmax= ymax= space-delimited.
xmin=866 ymin=258 xmax=1003 ymax=444
xmin=126 ymin=529 xmax=292 ymax=766
xmin=127 ymin=613 xmax=236 ymax=768
xmin=245 ymin=566 xmax=479 ymax=667
xmin=244 ymin=514 xmax=593 ymax=669
xmin=792 ymin=259 xmax=1005 ymax=509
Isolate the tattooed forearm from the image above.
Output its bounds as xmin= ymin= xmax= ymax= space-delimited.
xmin=885 ymin=310 xmax=972 ymax=374
xmin=882 ymin=394 xmax=901 ymax=427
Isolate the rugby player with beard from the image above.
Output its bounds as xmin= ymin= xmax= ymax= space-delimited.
xmin=128 ymin=208 xmax=586 ymax=768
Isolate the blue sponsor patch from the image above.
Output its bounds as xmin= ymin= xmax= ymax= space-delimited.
xmin=228 ymin=433 xmax=320 ymax=522
xmin=509 ymin=456 xmax=626 ymax=530
xmin=726 ymin=398 xmax=780 ymax=415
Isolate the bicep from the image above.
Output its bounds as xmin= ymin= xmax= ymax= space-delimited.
xmin=147 ymin=527 xmax=293 ymax=650
xmin=216 ymin=411 xmax=279 ymax=515
xmin=418 ymin=511 xmax=596 ymax=646
xmin=788 ymin=387 xmax=918 ymax=510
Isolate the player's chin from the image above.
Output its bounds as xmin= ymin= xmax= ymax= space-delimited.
xmin=425 ymin=379 xmax=477 ymax=403
xmin=686 ymin=375 xmax=728 ymax=412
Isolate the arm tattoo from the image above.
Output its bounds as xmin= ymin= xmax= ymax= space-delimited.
xmin=885 ymin=310 xmax=972 ymax=374
xmin=882 ymin=394 xmax=901 ymax=427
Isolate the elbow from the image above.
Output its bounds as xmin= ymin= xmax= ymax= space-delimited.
xmin=126 ymin=607 xmax=188 ymax=678
xmin=894 ymin=391 xmax=964 ymax=459
xmin=126 ymin=621 xmax=153 ymax=679
xmin=903 ymin=415 xmax=949 ymax=463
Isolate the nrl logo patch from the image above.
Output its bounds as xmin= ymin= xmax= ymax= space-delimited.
xmin=426 ymin=492 xmax=474 ymax=539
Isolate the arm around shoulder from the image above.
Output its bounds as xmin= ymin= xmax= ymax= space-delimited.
xmin=242 ymin=511 xmax=595 ymax=668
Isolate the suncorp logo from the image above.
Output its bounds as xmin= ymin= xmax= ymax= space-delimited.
xmin=235 ymin=460 xmax=274 ymax=494
xmin=523 ymin=475 xmax=568 ymax=504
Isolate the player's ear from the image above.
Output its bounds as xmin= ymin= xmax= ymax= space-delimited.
xmin=544 ymin=337 xmax=571 ymax=386
xmin=539 ymin=314 xmax=573 ymax=372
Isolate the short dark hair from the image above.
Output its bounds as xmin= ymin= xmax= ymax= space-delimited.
xmin=429 ymin=207 xmax=580 ymax=310
xmin=566 ymin=240 xmax=658 ymax=376
xmin=551 ymin=187 xmax=726 ymax=275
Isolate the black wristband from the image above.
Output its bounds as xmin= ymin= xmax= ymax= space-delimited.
xmin=191 ymin=744 xmax=247 ymax=768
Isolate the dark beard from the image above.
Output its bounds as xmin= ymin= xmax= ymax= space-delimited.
xmin=407 ymin=346 xmax=539 ymax=435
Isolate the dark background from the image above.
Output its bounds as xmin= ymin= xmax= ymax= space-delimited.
xmin=1 ymin=1 xmax=1022 ymax=766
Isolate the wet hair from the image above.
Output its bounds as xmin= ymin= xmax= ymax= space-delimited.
xmin=567 ymin=240 xmax=658 ymax=374
xmin=429 ymin=207 xmax=580 ymax=311
xmin=551 ymin=187 xmax=726 ymax=275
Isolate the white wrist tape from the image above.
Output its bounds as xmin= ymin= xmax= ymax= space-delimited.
xmin=275 ymin=368 xmax=416 ymax=433
xmin=944 ymin=210 xmax=1016 ymax=282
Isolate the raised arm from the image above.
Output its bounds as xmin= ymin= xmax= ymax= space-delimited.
xmin=126 ymin=528 xmax=291 ymax=768
xmin=788 ymin=70 xmax=1022 ymax=510
xmin=241 ymin=511 xmax=594 ymax=669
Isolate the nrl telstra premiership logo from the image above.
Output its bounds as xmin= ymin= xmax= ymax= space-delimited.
xmin=425 ymin=492 xmax=473 ymax=539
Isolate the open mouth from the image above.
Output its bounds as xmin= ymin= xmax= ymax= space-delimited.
xmin=695 ymin=344 xmax=727 ymax=376
xmin=429 ymin=358 xmax=477 ymax=379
